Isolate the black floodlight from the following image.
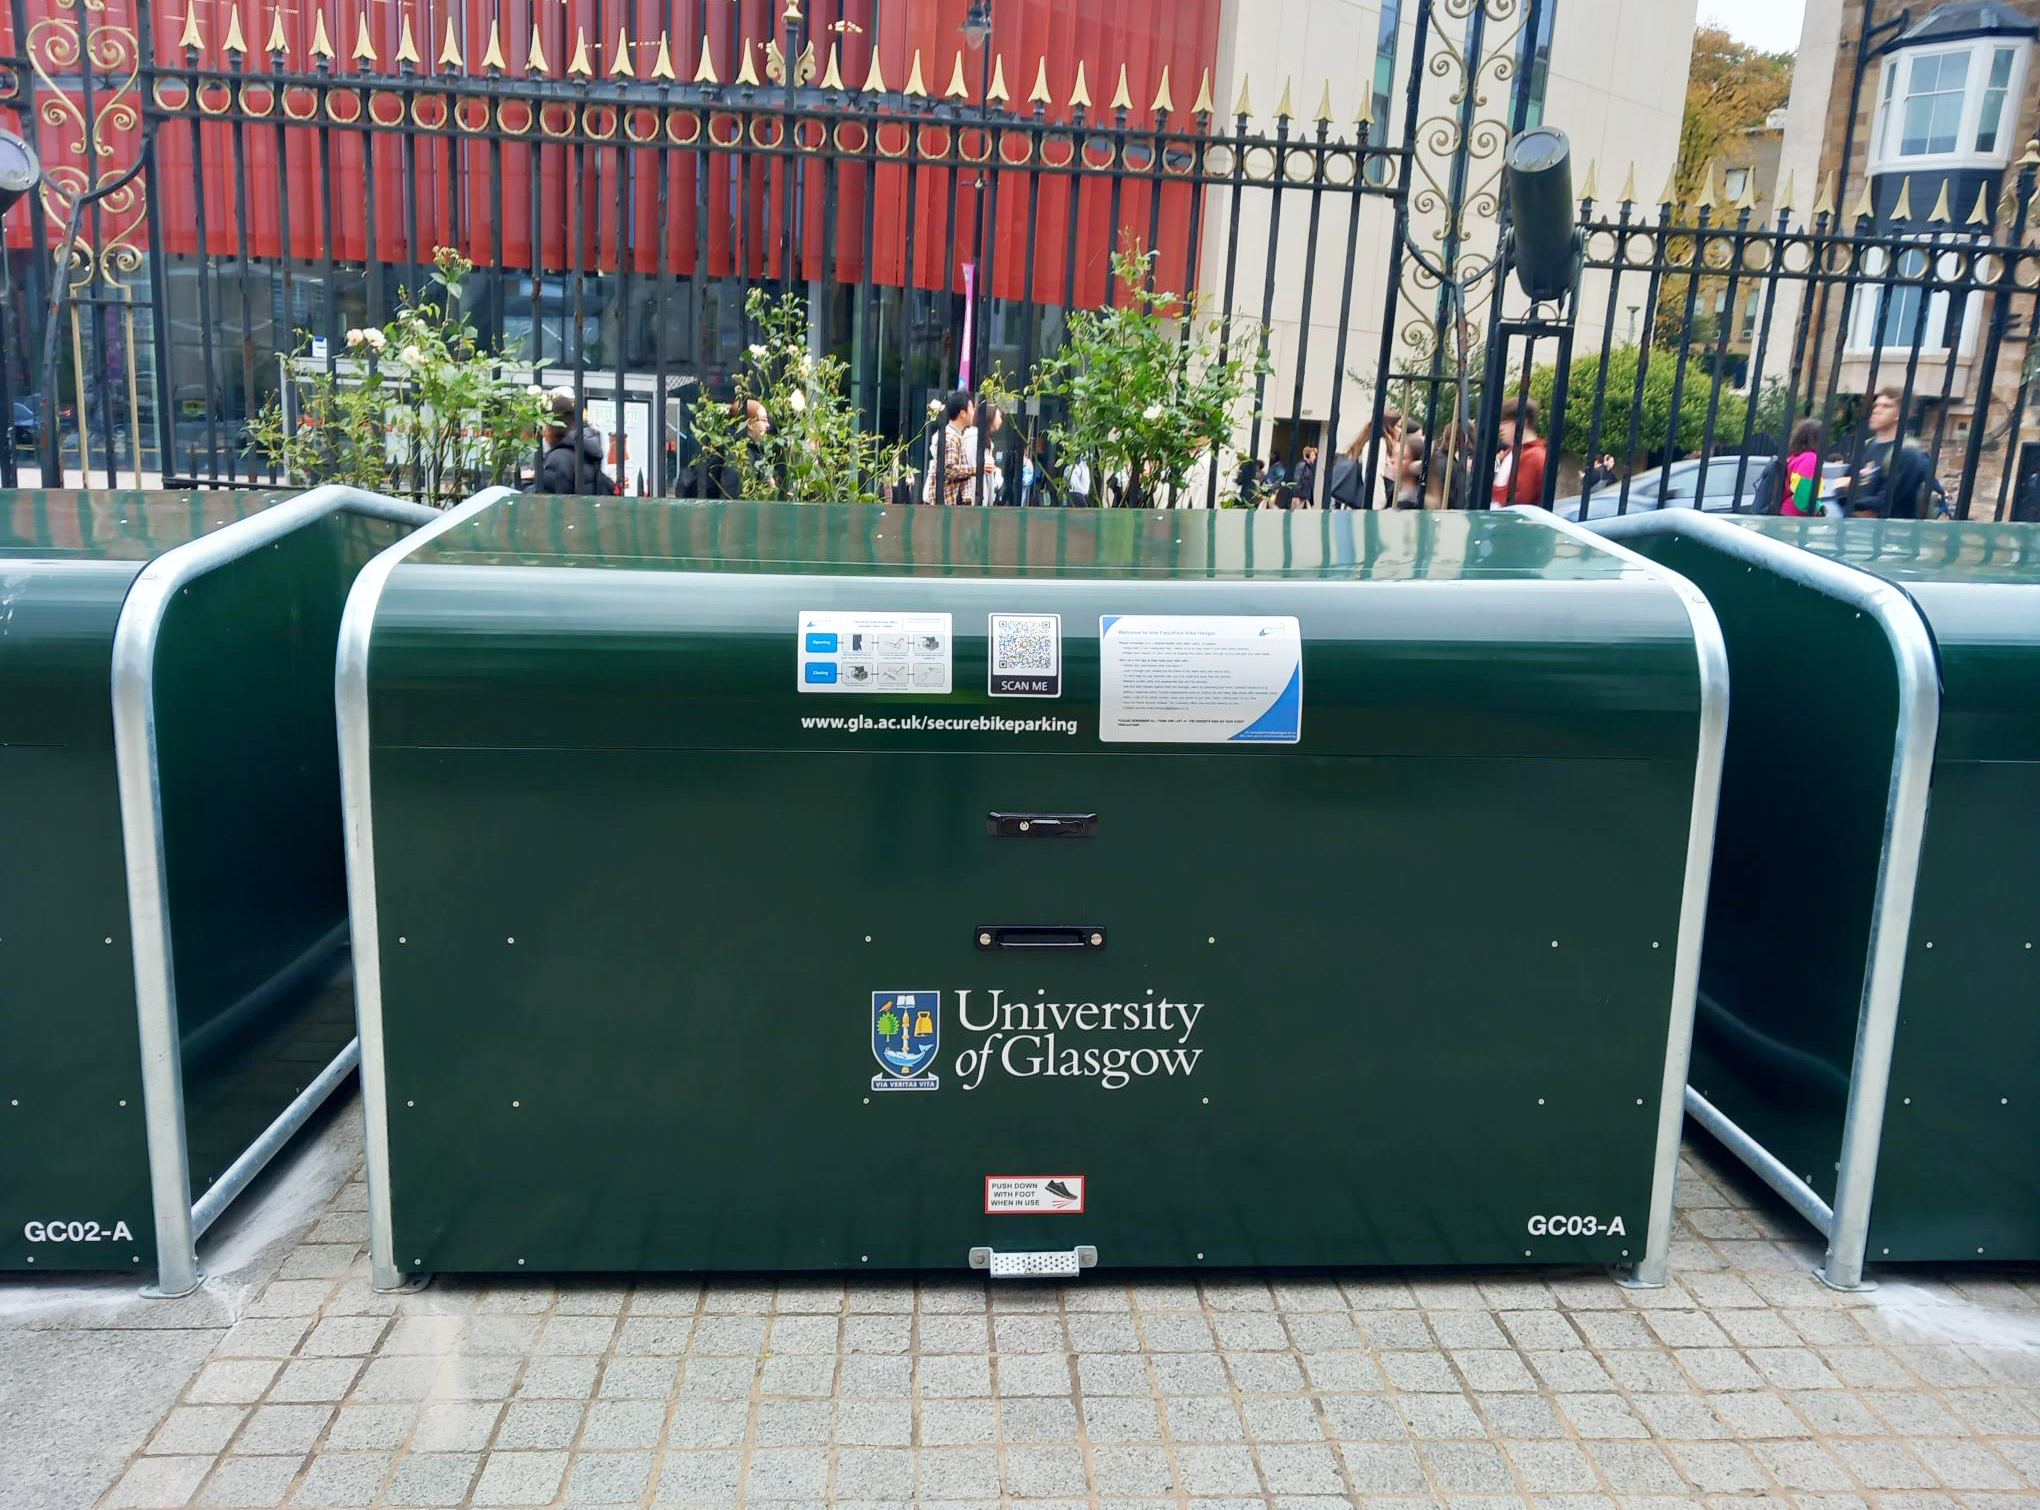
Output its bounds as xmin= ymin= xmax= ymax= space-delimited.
xmin=0 ymin=130 xmax=40 ymax=219
xmin=1506 ymin=126 xmax=1583 ymax=302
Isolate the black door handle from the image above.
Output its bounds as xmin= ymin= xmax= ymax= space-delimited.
xmin=987 ymin=812 xmax=1098 ymax=838
xmin=974 ymin=925 xmax=1106 ymax=950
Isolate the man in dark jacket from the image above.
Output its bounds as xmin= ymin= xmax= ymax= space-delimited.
xmin=534 ymin=390 xmax=616 ymax=495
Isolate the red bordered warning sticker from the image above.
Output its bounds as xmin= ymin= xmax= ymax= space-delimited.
xmin=985 ymin=1175 xmax=1085 ymax=1214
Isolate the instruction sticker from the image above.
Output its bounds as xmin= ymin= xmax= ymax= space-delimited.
xmin=985 ymin=1175 xmax=1086 ymax=1214
xmin=988 ymin=613 xmax=1062 ymax=698
xmin=798 ymin=610 xmax=952 ymax=694
xmin=1098 ymin=615 xmax=1302 ymax=743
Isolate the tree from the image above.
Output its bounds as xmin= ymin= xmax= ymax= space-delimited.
xmin=1526 ymin=345 xmax=1750 ymax=463
xmin=875 ymin=1006 xmax=900 ymax=1043
xmin=691 ymin=287 xmax=907 ymax=504
xmin=1025 ymin=249 xmax=1266 ymax=508
xmin=1654 ymin=29 xmax=1795 ymax=349
xmin=1675 ymin=26 xmax=1793 ymax=208
xmin=247 ymin=247 xmax=544 ymax=503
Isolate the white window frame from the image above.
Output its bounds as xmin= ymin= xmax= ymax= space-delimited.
xmin=1868 ymin=39 xmax=2033 ymax=173
xmin=1845 ymin=237 xmax=1983 ymax=355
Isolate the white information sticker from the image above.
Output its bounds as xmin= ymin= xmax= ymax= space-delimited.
xmin=798 ymin=611 xmax=952 ymax=694
xmin=985 ymin=1175 xmax=1086 ymax=1214
xmin=1098 ymin=615 xmax=1302 ymax=743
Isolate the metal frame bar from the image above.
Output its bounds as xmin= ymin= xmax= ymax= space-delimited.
xmin=1514 ymin=505 xmax=1730 ymax=1289
xmin=1590 ymin=508 xmax=1941 ymax=1291
xmin=337 ymin=486 xmax=521 ymax=1294
xmin=111 ymin=484 xmax=441 ymax=1299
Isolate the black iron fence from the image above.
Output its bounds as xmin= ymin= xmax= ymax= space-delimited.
xmin=2 ymin=0 xmax=2038 ymax=521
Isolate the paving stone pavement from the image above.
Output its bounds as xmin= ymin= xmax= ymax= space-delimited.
xmin=80 ymin=1135 xmax=2040 ymax=1508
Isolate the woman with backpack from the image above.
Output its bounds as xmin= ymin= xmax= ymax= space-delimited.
xmin=1781 ymin=420 xmax=1825 ymax=517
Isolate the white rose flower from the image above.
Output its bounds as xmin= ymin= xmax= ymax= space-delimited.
xmin=927 ymin=398 xmax=943 ymax=416
xmin=1142 ymin=404 xmax=1164 ymax=422
xmin=788 ymin=389 xmax=807 ymax=413
xmin=525 ymin=384 xmax=545 ymax=398
xmin=399 ymin=344 xmax=424 ymax=365
xmin=748 ymin=343 xmax=768 ymax=360
xmin=344 ymin=327 xmax=366 ymax=348
xmin=799 ymin=351 xmax=817 ymax=376
xmin=364 ymin=329 xmax=388 ymax=351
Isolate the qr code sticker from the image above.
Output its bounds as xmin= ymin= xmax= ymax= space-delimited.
xmin=993 ymin=615 xmax=1057 ymax=674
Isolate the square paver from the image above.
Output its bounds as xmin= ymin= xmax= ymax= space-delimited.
xmin=471 ymin=1449 xmax=570 ymax=1505
xmin=197 ymin=1455 xmax=301 ymax=1508
xmin=382 ymin=1452 xmax=479 ymax=1507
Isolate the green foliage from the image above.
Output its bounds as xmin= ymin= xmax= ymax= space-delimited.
xmin=1025 ymin=250 xmax=1265 ymax=508
xmin=1526 ymin=344 xmax=1749 ymax=462
xmin=247 ymin=247 xmax=544 ymax=502
xmin=876 ymin=1007 xmax=900 ymax=1041
xmin=690 ymin=288 xmax=905 ymax=503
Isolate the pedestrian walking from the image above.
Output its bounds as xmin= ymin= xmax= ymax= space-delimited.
xmin=534 ymin=388 xmax=618 ymax=496
xmin=925 ymin=390 xmax=978 ymax=505
xmin=1832 ymin=386 xmax=1936 ymax=519
xmin=1780 ymin=420 xmax=1825 ymax=517
xmin=1489 ymin=395 xmax=1547 ymax=507
xmin=1292 ymin=445 xmax=1319 ymax=508
xmin=1066 ymin=454 xmax=1092 ymax=508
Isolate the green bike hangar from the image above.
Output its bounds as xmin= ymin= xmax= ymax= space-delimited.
xmin=1592 ymin=509 xmax=2040 ymax=1290
xmin=339 ymin=494 xmax=1726 ymax=1288
xmin=0 ymin=483 xmax=458 ymax=1297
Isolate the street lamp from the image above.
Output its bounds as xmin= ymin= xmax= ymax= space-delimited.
xmin=961 ymin=0 xmax=992 ymax=49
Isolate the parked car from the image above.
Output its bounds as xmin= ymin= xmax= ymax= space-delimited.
xmin=1553 ymin=457 xmax=1848 ymax=521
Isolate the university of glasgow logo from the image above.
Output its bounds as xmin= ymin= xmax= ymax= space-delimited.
xmin=871 ymin=991 xmax=940 ymax=1092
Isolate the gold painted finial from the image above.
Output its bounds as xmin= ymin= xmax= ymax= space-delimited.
xmin=2021 ymin=138 xmax=2040 ymax=168
xmin=438 ymin=17 xmax=463 ymax=69
xmin=395 ymin=15 xmax=420 ymax=67
xmin=223 ymin=5 xmax=247 ymax=56
xmin=1152 ymin=65 xmax=1173 ymax=115
xmin=1854 ymin=175 xmax=1877 ymax=221
xmin=861 ymin=46 xmax=885 ymax=93
xmin=178 ymin=7 xmax=203 ymax=51
xmin=1891 ymin=176 xmax=1912 ymax=220
xmin=945 ymin=50 xmax=969 ymax=100
xmin=1069 ymin=61 xmax=1091 ymax=109
xmin=904 ymin=49 xmax=927 ymax=97
xmin=610 ymin=26 xmax=635 ymax=77
xmin=480 ymin=20 xmax=506 ymax=72
xmin=310 ymin=11 xmax=334 ymax=61
xmin=1029 ymin=59 xmax=1051 ymax=107
xmin=1618 ymin=163 xmax=1638 ymax=204
xmin=819 ymin=43 xmax=844 ymax=91
xmin=1109 ymin=64 xmax=1133 ymax=113
xmin=651 ymin=33 xmax=677 ymax=82
xmin=1657 ymin=163 xmax=1679 ymax=207
xmin=693 ymin=35 xmax=718 ymax=85
xmin=1928 ymin=180 xmax=1950 ymax=223
xmin=527 ymin=23 xmax=548 ymax=75
xmin=1579 ymin=160 xmax=1598 ymax=202
xmin=1192 ymin=68 xmax=1214 ymax=116
xmin=1313 ymin=82 xmax=1333 ymax=124
xmin=1694 ymin=162 xmax=1718 ymax=210
xmin=568 ymin=28 xmax=593 ymax=78
xmin=734 ymin=38 xmax=761 ymax=87
xmin=265 ymin=7 xmax=289 ymax=55
xmin=1355 ymin=93 xmax=1374 ymax=128
xmin=1735 ymin=166 xmax=1757 ymax=212
xmin=1812 ymin=171 xmax=1835 ymax=217
xmin=1275 ymin=78 xmax=1294 ymax=119
xmin=1232 ymin=77 xmax=1251 ymax=117
xmin=1968 ymin=184 xmax=1993 ymax=226
xmin=352 ymin=12 xmax=378 ymax=65
xmin=988 ymin=55 xmax=1010 ymax=104
xmin=1773 ymin=170 xmax=1795 ymax=219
